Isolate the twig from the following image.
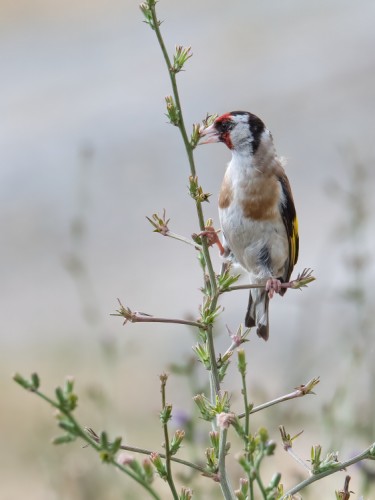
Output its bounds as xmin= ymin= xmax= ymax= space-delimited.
xmin=113 ymin=299 xmax=205 ymax=329
xmin=282 ymin=444 xmax=375 ymax=498
xmin=237 ymin=377 xmax=320 ymax=419
xmin=146 ymin=5 xmax=232 ymax=493
xmin=86 ymin=428 xmax=214 ymax=477
xmin=146 ymin=213 xmax=202 ymax=249
xmin=222 ymin=268 xmax=315 ymax=294
xmin=147 ymin=2 xmax=217 ymax=297
xmin=237 ymin=350 xmax=255 ymax=499
xmin=166 ymin=231 xmax=202 ymax=249
xmin=217 ymin=427 xmax=236 ymax=500
xmin=254 ymin=452 xmax=268 ymax=498
xmin=143 ymin=5 xmax=223 ymax=443
xmin=31 ymin=387 xmax=161 ymax=499
xmin=286 ymin=447 xmax=311 ymax=473
xmin=159 ymin=374 xmax=179 ymax=499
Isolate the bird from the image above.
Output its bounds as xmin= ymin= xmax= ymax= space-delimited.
xmin=199 ymin=111 xmax=299 ymax=341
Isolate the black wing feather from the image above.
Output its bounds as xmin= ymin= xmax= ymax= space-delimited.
xmin=278 ymin=174 xmax=299 ymax=289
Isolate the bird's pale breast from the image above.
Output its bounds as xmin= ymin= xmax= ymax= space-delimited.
xmin=219 ymin=159 xmax=289 ymax=280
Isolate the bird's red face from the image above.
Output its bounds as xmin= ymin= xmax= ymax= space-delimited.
xmin=199 ymin=113 xmax=236 ymax=149
xmin=199 ymin=111 xmax=265 ymax=153
xmin=199 ymin=111 xmax=270 ymax=155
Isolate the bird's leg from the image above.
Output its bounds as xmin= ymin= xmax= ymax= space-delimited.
xmin=198 ymin=226 xmax=226 ymax=255
xmin=265 ymin=278 xmax=282 ymax=298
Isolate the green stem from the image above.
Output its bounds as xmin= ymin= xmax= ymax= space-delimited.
xmin=166 ymin=231 xmax=202 ymax=248
xmin=87 ymin=432 xmax=214 ymax=477
xmin=207 ymin=324 xmax=220 ymax=396
xmin=241 ymin=375 xmax=250 ymax=443
xmin=147 ymin=5 xmax=234 ymax=498
xmin=113 ymin=461 xmax=162 ymax=500
xmin=66 ymin=416 xmax=159 ymax=497
xmin=120 ymin=444 xmax=212 ymax=476
xmin=33 ymin=389 xmax=161 ymax=499
xmin=286 ymin=448 xmax=311 ymax=472
xmin=148 ymin=2 xmax=217 ymax=297
xmin=160 ymin=378 xmax=179 ymax=500
xmin=255 ymin=475 xmax=267 ymax=499
xmin=114 ymin=311 xmax=205 ymax=330
xmin=218 ymin=427 xmax=236 ymax=500
xmin=239 ymin=369 xmax=253 ymax=500
xmin=205 ymin=284 xmax=225 ymax=399
xmin=282 ymin=445 xmax=375 ymax=498
xmin=254 ymin=454 xmax=267 ymax=499
xmin=249 ymin=478 xmax=254 ymax=500
xmin=149 ymin=0 xmax=221 ymax=420
xmin=237 ymin=382 xmax=317 ymax=419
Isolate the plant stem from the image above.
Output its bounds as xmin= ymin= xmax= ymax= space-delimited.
xmin=207 ymin=324 xmax=220 ymax=397
xmin=64 ymin=419 xmax=159 ymax=497
xmin=241 ymin=376 xmax=250 ymax=444
xmin=114 ymin=461 xmax=162 ymax=500
xmin=147 ymin=4 xmax=234 ymax=498
xmin=33 ymin=389 xmax=161 ymax=499
xmin=114 ymin=311 xmax=204 ymax=330
xmin=286 ymin=448 xmax=311 ymax=472
xmin=255 ymin=473 xmax=267 ymax=499
xmin=148 ymin=2 xmax=217 ymax=296
xmin=86 ymin=432 xmax=214 ymax=477
xmin=249 ymin=478 xmax=254 ymax=500
xmin=237 ymin=379 xmax=318 ymax=419
xmin=218 ymin=427 xmax=236 ymax=500
xmin=160 ymin=377 xmax=179 ymax=500
xmin=254 ymin=454 xmax=267 ymax=499
xmin=166 ymin=231 xmax=202 ymax=249
xmin=282 ymin=445 xmax=375 ymax=498
xmin=148 ymin=0 xmax=221 ymax=411
xmin=239 ymin=365 xmax=253 ymax=500
xmin=127 ymin=446 xmax=212 ymax=476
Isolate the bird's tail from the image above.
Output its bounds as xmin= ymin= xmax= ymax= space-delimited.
xmin=245 ymin=289 xmax=270 ymax=341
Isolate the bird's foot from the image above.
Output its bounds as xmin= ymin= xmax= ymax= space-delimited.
xmin=265 ymin=278 xmax=282 ymax=298
xmin=198 ymin=226 xmax=225 ymax=255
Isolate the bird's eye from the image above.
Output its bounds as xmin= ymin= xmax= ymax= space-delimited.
xmin=217 ymin=120 xmax=232 ymax=133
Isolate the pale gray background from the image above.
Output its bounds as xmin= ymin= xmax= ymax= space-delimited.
xmin=2 ymin=1 xmax=375 ymax=498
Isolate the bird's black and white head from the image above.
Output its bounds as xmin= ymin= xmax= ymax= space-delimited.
xmin=200 ymin=111 xmax=273 ymax=155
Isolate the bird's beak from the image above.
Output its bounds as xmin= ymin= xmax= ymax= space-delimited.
xmin=198 ymin=124 xmax=220 ymax=145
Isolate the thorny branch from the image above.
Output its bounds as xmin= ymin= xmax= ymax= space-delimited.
xmin=237 ymin=377 xmax=321 ymax=418
xmin=282 ymin=444 xmax=375 ymax=498
xmin=86 ymin=427 xmax=216 ymax=478
xmin=113 ymin=299 xmax=205 ymax=330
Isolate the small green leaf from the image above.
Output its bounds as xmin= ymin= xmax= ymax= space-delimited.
xmin=111 ymin=436 xmax=123 ymax=454
xmin=58 ymin=419 xmax=76 ymax=433
xmin=13 ymin=373 xmax=32 ymax=390
xmin=55 ymin=387 xmax=66 ymax=406
xmin=52 ymin=434 xmax=77 ymax=445
xmin=100 ymin=431 xmax=109 ymax=449
xmin=31 ymin=373 xmax=40 ymax=390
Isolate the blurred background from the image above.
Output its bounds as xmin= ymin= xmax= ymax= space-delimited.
xmin=2 ymin=0 xmax=375 ymax=498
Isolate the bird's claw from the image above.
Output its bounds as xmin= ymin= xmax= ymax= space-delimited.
xmin=198 ymin=226 xmax=225 ymax=255
xmin=265 ymin=278 xmax=282 ymax=298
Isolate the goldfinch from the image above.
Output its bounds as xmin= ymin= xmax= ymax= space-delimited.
xmin=200 ymin=111 xmax=299 ymax=341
